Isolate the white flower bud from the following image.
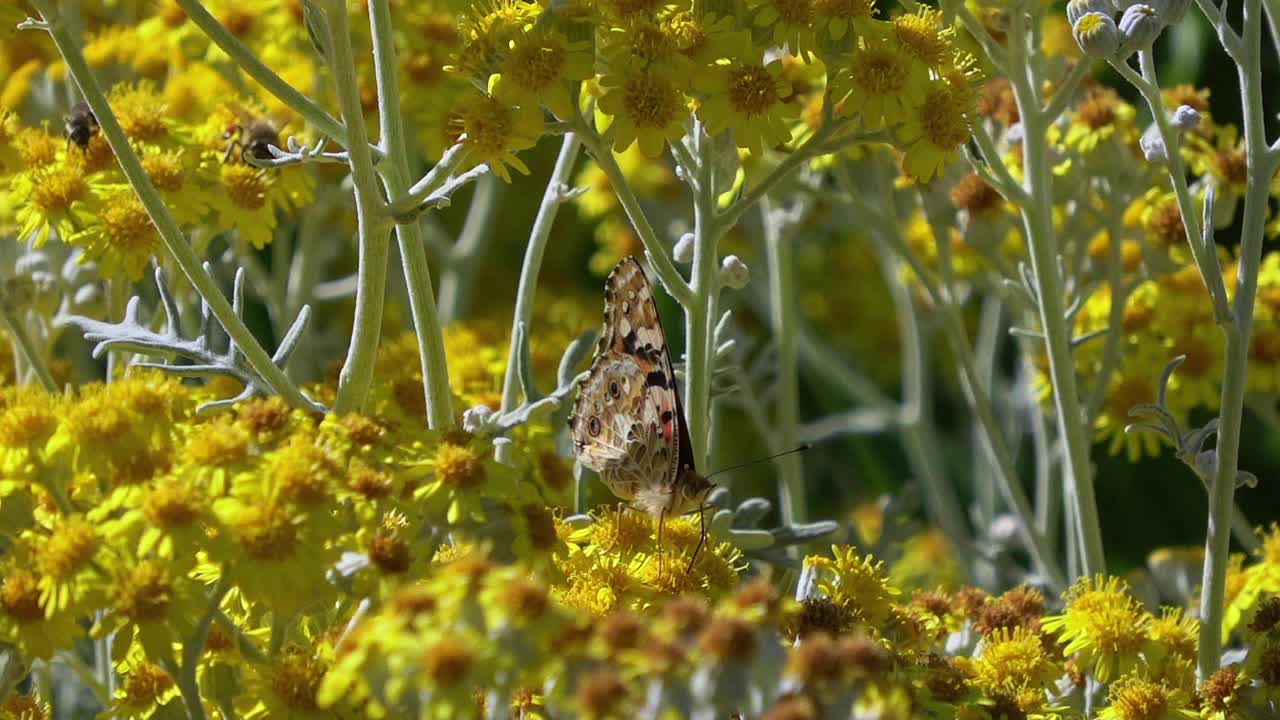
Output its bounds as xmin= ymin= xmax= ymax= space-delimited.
xmin=719 ymin=255 xmax=750 ymax=290
xmin=1119 ymin=4 xmax=1162 ymax=53
xmin=673 ymin=233 xmax=695 ymax=263
xmin=1170 ymin=104 xmax=1201 ymax=131
xmin=1141 ymin=134 xmax=1168 ymax=163
xmin=1067 ymin=0 xmax=1113 ymax=27
xmin=1073 ymin=12 xmax=1121 ymax=58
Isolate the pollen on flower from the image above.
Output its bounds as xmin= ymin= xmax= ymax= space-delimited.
xmin=505 ymin=43 xmax=565 ymax=92
xmin=1078 ymin=88 xmax=1119 ymax=129
xmin=433 ymin=443 xmax=485 ymax=490
xmin=15 ymin=128 xmax=59 ymax=168
xmin=522 ymin=504 xmax=558 ymax=550
xmin=116 ymin=663 xmax=174 ymax=709
xmin=232 ymin=502 xmax=298 ymax=561
xmin=36 ymin=518 xmax=98 ymax=579
xmin=849 ymin=49 xmax=908 ymax=99
xmin=894 ymin=8 xmax=952 ymax=67
xmin=0 ymin=391 xmax=58 ymax=448
xmin=31 ymin=165 xmax=88 ymax=214
xmin=575 ymin=669 xmax=627 ymax=717
xmin=110 ymin=83 xmax=169 ymax=141
xmin=270 ymin=648 xmax=326 ymax=713
xmin=1 ymin=571 xmax=46 ymax=622
xmin=367 ymin=533 xmax=411 ymax=574
xmin=348 ymin=461 xmax=394 ymax=500
xmin=221 ymin=164 xmax=269 ymax=211
xmin=1105 ymin=675 xmax=1177 ymax=720
xmin=186 ymin=420 xmax=250 ymax=467
xmin=728 ymin=65 xmax=784 ymax=117
xmin=142 ymin=479 xmax=203 ymax=529
xmin=919 ymin=87 xmax=971 ymax=151
xmin=238 ymin=396 xmax=292 ymax=435
xmin=770 ymin=0 xmax=815 ymax=26
xmin=270 ymin=437 xmax=338 ymax=506
xmin=815 ymin=0 xmax=875 ymax=19
xmin=421 ymin=636 xmax=473 ymax=685
xmin=111 ymin=561 xmax=172 ymax=622
xmin=501 ymin=577 xmax=549 ymax=619
xmin=622 ymin=73 xmax=684 ymax=129
xmin=141 ymin=152 xmax=187 ymax=192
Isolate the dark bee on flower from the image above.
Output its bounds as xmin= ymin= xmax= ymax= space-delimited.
xmin=222 ymin=107 xmax=281 ymax=164
xmin=64 ymin=102 xmax=99 ymax=152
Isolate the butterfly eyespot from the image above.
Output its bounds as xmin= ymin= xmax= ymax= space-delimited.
xmin=587 ymin=416 xmax=602 ymax=437
xmin=608 ymin=381 xmax=620 ymax=398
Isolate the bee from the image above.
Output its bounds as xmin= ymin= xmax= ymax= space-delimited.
xmin=64 ymin=102 xmax=99 ymax=152
xmin=222 ymin=107 xmax=282 ymax=165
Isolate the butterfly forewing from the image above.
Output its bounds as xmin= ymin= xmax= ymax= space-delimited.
xmin=570 ymin=257 xmax=695 ymax=516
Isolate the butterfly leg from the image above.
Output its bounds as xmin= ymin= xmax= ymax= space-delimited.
xmin=686 ymin=501 xmax=709 ymax=574
xmin=656 ymin=507 xmax=667 ymax=583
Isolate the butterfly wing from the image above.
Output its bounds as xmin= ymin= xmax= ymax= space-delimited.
xmin=570 ymin=257 xmax=691 ymax=514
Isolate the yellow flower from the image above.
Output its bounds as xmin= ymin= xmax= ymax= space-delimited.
xmin=832 ymin=25 xmax=929 ymax=131
xmin=597 ymin=59 xmax=689 ymax=158
xmin=491 ymin=26 xmax=594 ymax=121
xmin=68 ymin=190 xmax=160 ymax=281
xmin=1061 ymin=86 xmax=1138 ymax=156
xmin=1042 ymin=575 xmax=1153 ymax=683
xmin=805 ymin=546 xmax=899 ymax=628
xmin=750 ymin=0 xmax=819 ymax=59
xmin=0 ymin=562 xmax=84 ymax=660
xmin=448 ymin=87 xmax=543 ymax=182
xmin=1096 ymin=673 xmax=1199 ymax=720
xmin=969 ymin=627 xmax=1061 ymax=701
xmin=693 ymin=40 xmax=797 ymax=155
xmin=814 ymin=0 xmax=877 ymax=42
xmin=10 ymin=162 xmax=100 ymax=248
xmin=898 ymin=78 xmax=975 ymax=181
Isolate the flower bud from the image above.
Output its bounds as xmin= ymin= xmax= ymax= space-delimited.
xmin=1073 ymin=12 xmax=1121 ymax=57
xmin=1119 ymin=4 xmax=1162 ymax=53
xmin=674 ymin=233 xmax=694 ymax=263
xmin=1141 ymin=134 xmax=1167 ymax=164
xmin=1149 ymin=0 xmax=1191 ymax=24
xmin=1170 ymin=104 xmax=1201 ymax=131
xmin=1067 ymin=0 xmax=1113 ymax=27
xmin=719 ymin=255 xmax=750 ymax=290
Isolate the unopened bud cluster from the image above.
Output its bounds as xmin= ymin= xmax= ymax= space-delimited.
xmin=1070 ymin=0 xmax=1190 ymax=58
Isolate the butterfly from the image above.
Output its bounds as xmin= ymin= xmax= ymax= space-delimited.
xmin=569 ymin=257 xmax=714 ymax=555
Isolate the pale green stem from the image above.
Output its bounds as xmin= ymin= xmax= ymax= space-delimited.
xmin=851 ymin=179 xmax=1064 ymax=588
xmin=368 ymin=0 xmax=454 ymax=429
xmin=496 ymin=133 xmax=582 ymax=463
xmin=1007 ymin=8 xmax=1106 ymax=577
xmin=32 ymin=0 xmax=316 ymax=411
xmin=323 ymin=0 xmax=393 ymax=414
xmin=762 ymin=196 xmax=805 ymax=524
xmin=576 ymin=124 xmax=693 ymax=306
xmin=55 ymin=651 xmax=108 ymax=707
xmin=0 ymin=306 xmax=56 ymax=392
xmin=105 ymin=278 xmax=129 ymax=379
xmin=172 ymin=0 xmax=349 ymax=145
xmin=438 ymin=175 xmax=503 ymax=322
xmin=1109 ymin=54 xmax=1232 ymax=324
xmin=684 ymin=124 xmax=719 ymax=469
xmin=1199 ymin=0 xmax=1274 ymax=680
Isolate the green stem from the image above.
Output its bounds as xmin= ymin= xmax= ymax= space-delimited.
xmin=0 ymin=305 xmax=56 ymax=393
xmin=324 ymin=0 xmax=392 ymax=414
xmin=575 ymin=123 xmax=692 ymax=306
xmin=172 ymin=0 xmax=350 ymax=146
xmin=1199 ymin=0 xmax=1273 ymax=680
xmin=1007 ymin=9 xmax=1106 ymax=577
xmin=497 ymin=133 xmax=582 ymax=463
xmin=1110 ymin=53 xmax=1232 ymax=325
xmin=32 ymin=0 xmax=316 ymax=411
xmin=684 ymin=124 xmax=718 ymax=468
xmin=761 ymin=196 xmax=805 ymax=525
xmin=368 ymin=0 xmax=454 ymax=429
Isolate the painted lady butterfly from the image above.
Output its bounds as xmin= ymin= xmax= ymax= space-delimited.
xmin=569 ymin=257 xmax=714 ymax=524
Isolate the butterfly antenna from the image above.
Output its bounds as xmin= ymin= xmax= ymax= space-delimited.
xmin=703 ymin=444 xmax=813 ymax=481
